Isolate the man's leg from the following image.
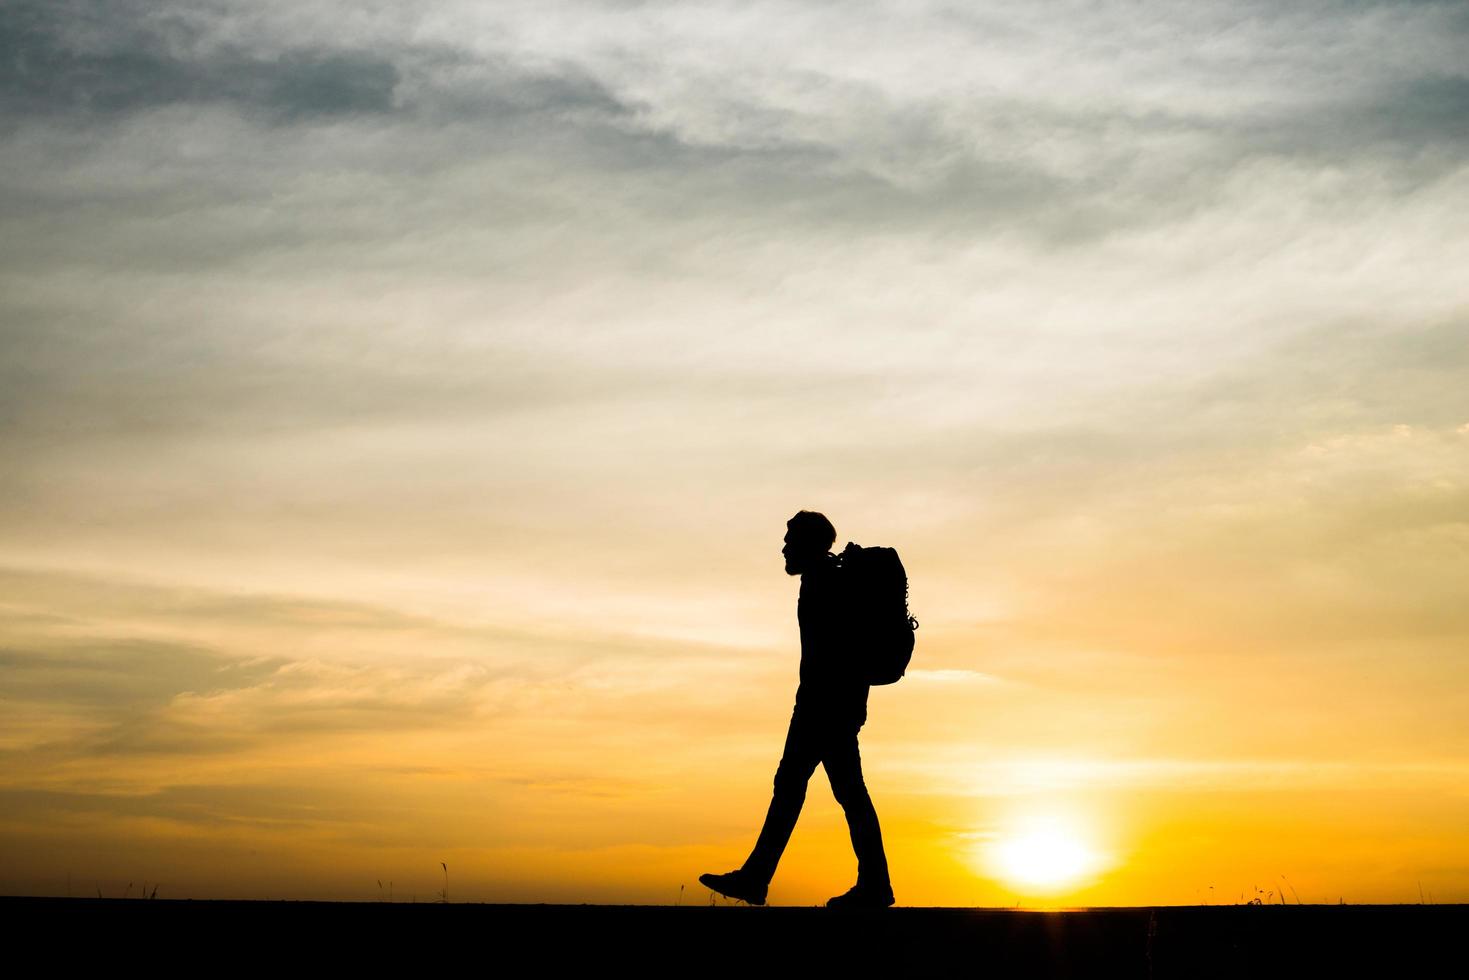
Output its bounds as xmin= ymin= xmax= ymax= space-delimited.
xmin=740 ymin=703 xmax=823 ymax=886
xmin=821 ymin=718 xmax=892 ymax=893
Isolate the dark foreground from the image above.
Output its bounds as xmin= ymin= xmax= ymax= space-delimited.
xmin=7 ymin=897 xmax=1464 ymax=976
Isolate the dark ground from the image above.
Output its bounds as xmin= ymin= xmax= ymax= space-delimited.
xmin=6 ymin=897 xmax=1463 ymax=976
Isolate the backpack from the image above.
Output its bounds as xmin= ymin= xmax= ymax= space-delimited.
xmin=836 ymin=540 xmax=919 ymax=685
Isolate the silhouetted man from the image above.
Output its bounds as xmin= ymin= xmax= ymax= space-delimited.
xmin=700 ymin=510 xmax=895 ymax=909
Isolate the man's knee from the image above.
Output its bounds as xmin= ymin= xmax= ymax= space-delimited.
xmin=823 ymin=732 xmax=870 ymax=809
xmin=773 ymin=764 xmax=808 ymax=797
xmin=773 ymin=758 xmax=815 ymax=798
xmin=828 ymin=768 xmax=871 ymax=810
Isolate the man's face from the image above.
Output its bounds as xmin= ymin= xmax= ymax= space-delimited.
xmin=782 ymin=527 xmax=822 ymax=576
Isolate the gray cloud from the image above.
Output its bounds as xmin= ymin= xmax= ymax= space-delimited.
xmin=0 ymin=783 xmax=373 ymax=831
xmin=1226 ymin=72 xmax=1469 ymax=172
xmin=0 ymin=640 xmax=283 ymax=711
xmin=0 ymin=0 xmax=644 ymax=131
xmin=0 ymin=1 xmax=399 ymax=121
xmin=1359 ymin=74 xmax=1469 ymax=147
xmin=0 ymin=633 xmax=500 ymax=761
xmin=3 ymin=0 xmax=1462 ymax=240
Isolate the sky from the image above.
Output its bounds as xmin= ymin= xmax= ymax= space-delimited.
xmin=2 ymin=0 xmax=1467 ymax=906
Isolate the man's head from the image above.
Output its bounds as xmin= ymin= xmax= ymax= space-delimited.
xmin=783 ymin=510 xmax=836 ymax=576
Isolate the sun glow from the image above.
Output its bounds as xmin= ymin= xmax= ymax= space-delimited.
xmin=984 ymin=814 xmax=1108 ymax=893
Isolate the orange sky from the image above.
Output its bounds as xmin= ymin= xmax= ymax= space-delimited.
xmin=3 ymin=0 xmax=1468 ymax=906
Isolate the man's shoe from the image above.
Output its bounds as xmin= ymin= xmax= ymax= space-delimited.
xmin=826 ymin=882 xmax=895 ymax=910
xmin=699 ymin=870 xmax=767 ymax=906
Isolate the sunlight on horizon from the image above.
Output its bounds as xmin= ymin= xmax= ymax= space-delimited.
xmin=978 ymin=810 xmax=1114 ymax=896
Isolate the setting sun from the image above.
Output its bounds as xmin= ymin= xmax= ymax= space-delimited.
xmin=984 ymin=815 xmax=1109 ymax=893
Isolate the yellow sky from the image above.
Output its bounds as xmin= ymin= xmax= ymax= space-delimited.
xmin=3 ymin=0 xmax=1469 ymax=905
xmin=4 ymin=425 xmax=1467 ymax=906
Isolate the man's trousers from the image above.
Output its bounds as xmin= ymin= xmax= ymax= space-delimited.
xmin=741 ymin=695 xmax=891 ymax=890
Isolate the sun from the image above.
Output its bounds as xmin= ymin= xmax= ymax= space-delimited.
xmin=982 ymin=814 xmax=1107 ymax=893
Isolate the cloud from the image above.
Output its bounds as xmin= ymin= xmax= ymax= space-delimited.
xmin=0 ymin=0 xmax=645 ymax=129
xmin=0 ymin=1 xmax=400 ymax=121
xmin=0 ymin=640 xmax=284 ymax=712
xmin=905 ymin=668 xmax=1007 ymax=685
xmin=0 ymin=637 xmax=493 ymax=761
xmin=4 ymin=0 xmax=1462 ymax=243
xmin=0 ymin=782 xmax=376 ymax=833
xmin=0 ymin=564 xmax=786 ymax=779
xmin=882 ymin=752 xmax=1469 ymax=798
